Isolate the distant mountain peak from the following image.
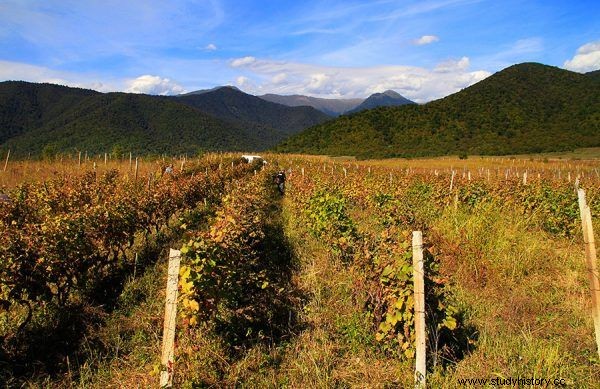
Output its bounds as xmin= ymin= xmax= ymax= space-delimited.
xmin=180 ymin=85 xmax=241 ymax=96
xmin=347 ymin=90 xmax=415 ymax=114
xmin=380 ymin=90 xmax=402 ymax=98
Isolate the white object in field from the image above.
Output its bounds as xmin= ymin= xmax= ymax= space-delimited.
xmin=241 ymin=155 xmax=263 ymax=163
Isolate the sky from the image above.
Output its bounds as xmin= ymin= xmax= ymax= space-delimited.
xmin=0 ymin=0 xmax=599 ymax=103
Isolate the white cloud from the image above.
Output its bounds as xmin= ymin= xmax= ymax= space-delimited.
xmin=564 ymin=41 xmax=600 ymax=73
xmin=236 ymin=76 xmax=250 ymax=86
xmin=230 ymin=56 xmax=256 ymax=67
xmin=271 ymin=72 xmax=287 ymax=84
xmin=434 ymin=56 xmax=470 ymax=73
xmin=205 ymin=43 xmax=217 ymax=51
xmin=413 ymin=35 xmax=439 ymax=45
xmin=125 ymin=75 xmax=185 ymax=95
xmin=226 ymin=56 xmax=491 ymax=103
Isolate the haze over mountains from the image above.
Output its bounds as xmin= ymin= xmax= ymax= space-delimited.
xmin=277 ymin=63 xmax=600 ymax=158
xmin=259 ymin=90 xmax=415 ymax=116
xmin=0 ymin=63 xmax=598 ymax=158
xmin=259 ymin=94 xmax=363 ymax=116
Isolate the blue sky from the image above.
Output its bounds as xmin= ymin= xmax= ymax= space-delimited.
xmin=0 ymin=0 xmax=598 ymax=102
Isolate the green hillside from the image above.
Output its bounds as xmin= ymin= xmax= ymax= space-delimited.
xmin=0 ymin=81 xmax=99 ymax=144
xmin=276 ymin=63 xmax=600 ymax=158
xmin=0 ymin=82 xmax=285 ymax=157
xmin=174 ymin=86 xmax=331 ymax=136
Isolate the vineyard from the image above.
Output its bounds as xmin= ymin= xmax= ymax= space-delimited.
xmin=1 ymin=154 xmax=600 ymax=387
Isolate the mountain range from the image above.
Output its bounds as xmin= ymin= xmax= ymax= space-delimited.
xmin=259 ymin=94 xmax=364 ymax=116
xmin=0 ymin=83 xmax=330 ymax=157
xmin=1 ymin=63 xmax=599 ymax=158
xmin=259 ymin=90 xmax=414 ymax=115
xmin=276 ymin=63 xmax=600 ymax=158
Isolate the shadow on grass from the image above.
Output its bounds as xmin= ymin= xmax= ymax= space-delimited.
xmin=423 ymin=247 xmax=479 ymax=370
xmin=0 ymin=214 xmax=202 ymax=385
xmin=213 ymin=196 xmax=306 ymax=358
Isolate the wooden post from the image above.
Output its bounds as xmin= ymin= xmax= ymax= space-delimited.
xmin=129 ymin=152 xmax=133 ymax=171
xmin=134 ymin=158 xmax=139 ymax=181
xmin=577 ymin=189 xmax=600 ymax=359
xmin=522 ymin=171 xmax=527 ymax=185
xmin=412 ymin=231 xmax=426 ymax=388
xmin=449 ymin=170 xmax=455 ymax=191
xmin=78 ymin=151 xmax=82 ymax=167
xmin=3 ymin=149 xmax=10 ymax=172
xmin=160 ymin=249 xmax=181 ymax=388
xmin=301 ymin=167 xmax=305 ymax=177
xmin=104 ymin=153 xmax=107 ymax=165
xmin=343 ymin=167 xmax=347 ymax=178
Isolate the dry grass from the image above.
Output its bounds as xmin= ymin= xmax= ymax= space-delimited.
xmin=428 ymin=202 xmax=600 ymax=387
xmin=5 ymin=154 xmax=600 ymax=387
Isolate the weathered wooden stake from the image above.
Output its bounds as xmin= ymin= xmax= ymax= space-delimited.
xmin=129 ymin=152 xmax=133 ymax=170
xmin=3 ymin=149 xmax=10 ymax=172
xmin=78 ymin=151 xmax=82 ymax=167
xmin=160 ymin=249 xmax=181 ymax=388
xmin=301 ymin=167 xmax=305 ymax=177
xmin=134 ymin=158 xmax=139 ymax=181
xmin=104 ymin=153 xmax=107 ymax=165
xmin=449 ymin=170 xmax=455 ymax=191
xmin=343 ymin=167 xmax=347 ymax=178
xmin=577 ymin=189 xmax=600 ymax=359
xmin=412 ymin=231 xmax=426 ymax=388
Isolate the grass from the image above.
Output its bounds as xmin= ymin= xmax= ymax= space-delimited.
xmin=428 ymin=201 xmax=600 ymax=387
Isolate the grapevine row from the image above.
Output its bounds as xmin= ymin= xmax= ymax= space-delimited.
xmin=0 ymin=158 xmax=256 ymax=335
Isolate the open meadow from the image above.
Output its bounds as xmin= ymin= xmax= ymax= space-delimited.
xmin=1 ymin=152 xmax=599 ymax=387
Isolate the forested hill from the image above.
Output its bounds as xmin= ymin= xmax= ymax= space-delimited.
xmin=0 ymin=82 xmax=290 ymax=157
xmin=276 ymin=63 xmax=600 ymax=158
xmin=174 ymin=86 xmax=331 ymax=136
xmin=0 ymin=81 xmax=100 ymax=144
